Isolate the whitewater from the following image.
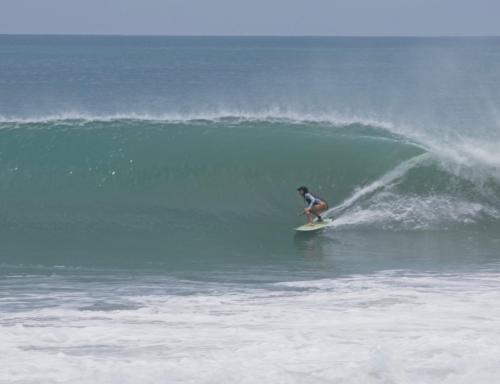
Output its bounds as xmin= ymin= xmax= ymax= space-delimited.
xmin=2 ymin=271 xmax=500 ymax=383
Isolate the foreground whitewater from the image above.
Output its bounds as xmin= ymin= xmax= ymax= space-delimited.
xmin=2 ymin=270 xmax=500 ymax=383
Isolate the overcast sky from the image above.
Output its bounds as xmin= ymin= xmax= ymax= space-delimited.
xmin=1 ymin=0 xmax=499 ymax=36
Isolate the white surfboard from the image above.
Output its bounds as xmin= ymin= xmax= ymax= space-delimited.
xmin=295 ymin=218 xmax=333 ymax=232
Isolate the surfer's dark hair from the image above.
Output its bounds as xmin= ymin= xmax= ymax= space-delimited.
xmin=297 ymin=186 xmax=309 ymax=194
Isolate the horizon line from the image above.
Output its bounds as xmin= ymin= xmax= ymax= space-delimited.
xmin=1 ymin=33 xmax=499 ymax=38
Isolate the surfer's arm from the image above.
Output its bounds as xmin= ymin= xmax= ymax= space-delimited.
xmin=304 ymin=193 xmax=314 ymax=210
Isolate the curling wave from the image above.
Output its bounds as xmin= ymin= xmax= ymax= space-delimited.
xmin=0 ymin=115 xmax=498 ymax=234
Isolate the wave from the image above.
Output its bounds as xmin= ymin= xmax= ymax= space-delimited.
xmin=0 ymin=114 xmax=498 ymax=235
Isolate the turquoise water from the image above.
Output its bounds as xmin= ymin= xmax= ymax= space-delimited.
xmin=1 ymin=36 xmax=500 ymax=383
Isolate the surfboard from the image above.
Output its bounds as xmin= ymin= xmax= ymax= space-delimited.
xmin=295 ymin=218 xmax=333 ymax=232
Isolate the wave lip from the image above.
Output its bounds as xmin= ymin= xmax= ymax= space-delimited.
xmin=0 ymin=109 xmax=395 ymax=129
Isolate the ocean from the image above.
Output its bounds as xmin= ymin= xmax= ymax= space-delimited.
xmin=1 ymin=35 xmax=500 ymax=383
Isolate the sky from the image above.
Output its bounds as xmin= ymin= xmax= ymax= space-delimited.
xmin=1 ymin=0 xmax=499 ymax=36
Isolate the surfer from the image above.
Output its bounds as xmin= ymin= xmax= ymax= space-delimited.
xmin=297 ymin=186 xmax=328 ymax=224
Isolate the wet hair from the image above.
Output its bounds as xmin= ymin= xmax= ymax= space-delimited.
xmin=297 ymin=186 xmax=309 ymax=194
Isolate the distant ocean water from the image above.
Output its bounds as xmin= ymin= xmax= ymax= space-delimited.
xmin=1 ymin=35 xmax=500 ymax=383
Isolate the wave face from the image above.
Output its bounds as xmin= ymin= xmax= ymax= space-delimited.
xmin=1 ymin=36 xmax=500 ymax=268
xmin=0 ymin=115 xmax=498 ymax=268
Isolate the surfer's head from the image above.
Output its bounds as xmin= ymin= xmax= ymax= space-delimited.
xmin=297 ymin=186 xmax=308 ymax=196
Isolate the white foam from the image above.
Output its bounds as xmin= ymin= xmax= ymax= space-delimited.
xmin=326 ymin=154 xmax=431 ymax=218
xmin=0 ymin=109 xmax=395 ymax=130
xmin=2 ymin=272 xmax=500 ymax=383
xmin=382 ymin=124 xmax=500 ymax=180
xmin=330 ymin=193 xmax=498 ymax=230
xmin=323 ymin=125 xmax=500 ymax=230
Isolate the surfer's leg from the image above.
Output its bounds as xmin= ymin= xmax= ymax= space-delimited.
xmin=311 ymin=202 xmax=328 ymax=221
xmin=306 ymin=211 xmax=313 ymax=224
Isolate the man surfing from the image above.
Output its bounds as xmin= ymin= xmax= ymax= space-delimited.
xmin=297 ymin=186 xmax=328 ymax=225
